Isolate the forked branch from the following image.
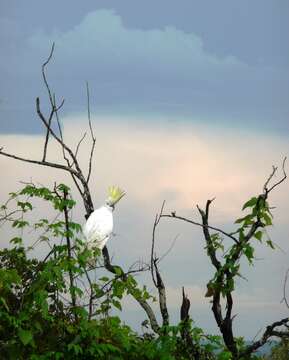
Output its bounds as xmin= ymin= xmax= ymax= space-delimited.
xmin=240 ymin=317 xmax=289 ymax=358
xmin=150 ymin=202 xmax=170 ymax=327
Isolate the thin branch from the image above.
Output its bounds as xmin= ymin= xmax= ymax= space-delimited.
xmin=86 ymin=81 xmax=93 ymax=140
xmin=86 ymin=81 xmax=96 ymax=184
xmin=42 ymin=43 xmax=55 ymax=106
xmin=95 ymin=266 xmax=150 ymax=298
xmin=83 ymin=268 xmax=94 ymax=319
xmin=36 ymin=97 xmax=94 ymax=215
xmin=151 ymin=201 xmax=165 ymax=287
xmin=133 ymin=296 xmax=161 ymax=334
xmin=41 ymin=43 xmax=55 ymax=162
xmin=0 ymin=148 xmax=80 ymax=177
xmin=62 ymin=188 xmax=76 ymax=308
xmin=75 ymin=132 xmax=87 ymax=159
xmin=42 ymin=109 xmax=55 ymax=162
xmin=240 ymin=317 xmax=289 ymax=358
xmin=265 ymin=157 xmax=287 ymax=194
xmin=161 ymin=213 xmax=239 ymax=245
xmin=53 ymin=95 xmax=84 ymax=197
xmin=53 ymin=95 xmax=64 ymax=143
xmin=157 ymin=234 xmax=179 ymax=264
xmin=150 ymin=201 xmax=170 ymax=327
xmin=151 ymin=215 xmax=159 ymax=288
xmin=281 ymin=267 xmax=289 ymax=309
xmin=196 ymin=201 xmax=222 ymax=271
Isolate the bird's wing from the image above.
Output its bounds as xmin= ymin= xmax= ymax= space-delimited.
xmin=83 ymin=208 xmax=113 ymax=249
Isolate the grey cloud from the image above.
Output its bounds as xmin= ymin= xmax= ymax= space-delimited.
xmin=3 ymin=0 xmax=289 ymax=67
xmin=1 ymin=9 xmax=289 ymax=134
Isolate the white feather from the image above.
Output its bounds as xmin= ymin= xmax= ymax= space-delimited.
xmin=83 ymin=205 xmax=113 ymax=250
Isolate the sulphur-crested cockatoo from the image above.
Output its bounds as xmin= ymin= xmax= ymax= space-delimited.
xmin=83 ymin=186 xmax=125 ymax=251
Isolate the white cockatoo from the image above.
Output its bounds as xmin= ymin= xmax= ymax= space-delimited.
xmin=83 ymin=186 xmax=125 ymax=252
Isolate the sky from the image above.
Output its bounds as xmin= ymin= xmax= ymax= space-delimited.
xmin=1 ymin=1 xmax=289 ymax=340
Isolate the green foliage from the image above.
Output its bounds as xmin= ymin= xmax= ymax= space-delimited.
xmin=205 ymin=193 xmax=278 ymax=298
xmin=0 ymin=184 xmax=282 ymax=359
xmin=265 ymin=339 xmax=289 ymax=360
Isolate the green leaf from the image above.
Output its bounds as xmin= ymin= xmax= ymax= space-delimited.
xmin=235 ymin=214 xmax=254 ymax=225
xmin=242 ymin=197 xmax=258 ymax=210
xmin=254 ymin=231 xmax=263 ymax=241
xmin=114 ymin=267 xmax=123 ymax=276
xmin=112 ymin=299 xmax=122 ymax=311
xmin=243 ymin=244 xmax=254 ymax=263
xmin=12 ymin=219 xmax=29 ymax=228
xmin=217 ymin=349 xmax=233 ymax=360
xmin=262 ymin=212 xmax=273 ymax=226
xmin=266 ymin=240 xmax=275 ymax=249
xmin=17 ymin=201 xmax=33 ymax=211
xmin=10 ymin=237 xmax=22 ymax=245
xmin=18 ymin=329 xmax=33 ymax=345
xmin=57 ymin=183 xmax=70 ymax=193
xmin=0 ymin=297 xmax=9 ymax=311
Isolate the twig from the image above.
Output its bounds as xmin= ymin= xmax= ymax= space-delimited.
xmin=161 ymin=213 xmax=239 ymax=245
xmin=151 ymin=201 xmax=165 ymax=286
xmin=0 ymin=149 xmax=80 ymax=176
xmin=281 ymin=267 xmax=289 ymax=309
xmin=157 ymin=234 xmax=179 ymax=264
xmin=75 ymin=132 xmax=87 ymax=159
xmin=240 ymin=317 xmax=289 ymax=357
xmin=42 ymin=43 xmax=55 ymax=162
xmin=42 ymin=43 xmax=55 ymax=106
xmin=86 ymin=82 xmax=96 ymax=184
xmin=265 ymin=157 xmax=287 ymax=194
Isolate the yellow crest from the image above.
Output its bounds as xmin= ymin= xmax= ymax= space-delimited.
xmin=107 ymin=186 xmax=126 ymax=205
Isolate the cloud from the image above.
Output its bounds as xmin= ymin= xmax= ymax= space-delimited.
xmin=28 ymin=9 xmax=242 ymax=80
xmin=1 ymin=9 xmax=288 ymax=133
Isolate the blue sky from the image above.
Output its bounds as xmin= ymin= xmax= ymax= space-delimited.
xmin=1 ymin=1 xmax=289 ymax=339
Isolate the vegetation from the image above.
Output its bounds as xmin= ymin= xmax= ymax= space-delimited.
xmin=0 ymin=45 xmax=288 ymax=359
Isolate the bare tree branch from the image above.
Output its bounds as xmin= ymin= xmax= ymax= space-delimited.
xmin=59 ymin=186 xmax=76 ymax=309
xmin=86 ymin=81 xmax=96 ymax=184
xmin=150 ymin=201 xmax=165 ymax=287
xmin=264 ymin=157 xmax=287 ymax=194
xmin=101 ymin=245 xmax=161 ymax=334
xmin=75 ymin=132 xmax=87 ymax=160
xmin=36 ymin=97 xmax=94 ymax=216
xmin=41 ymin=43 xmax=55 ymax=162
xmin=281 ymin=267 xmax=289 ymax=309
xmin=161 ymin=213 xmax=239 ymax=245
xmin=0 ymin=149 xmax=80 ymax=176
xmin=150 ymin=202 xmax=170 ymax=327
xmin=197 ymin=200 xmax=222 ymax=271
xmin=240 ymin=317 xmax=289 ymax=358
xmin=42 ymin=43 xmax=55 ymax=106
xmin=180 ymin=286 xmax=190 ymax=323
